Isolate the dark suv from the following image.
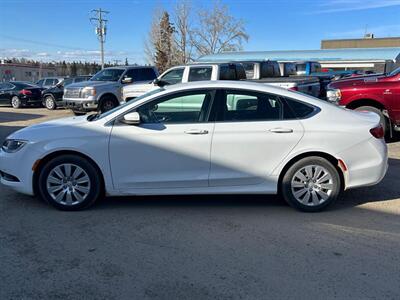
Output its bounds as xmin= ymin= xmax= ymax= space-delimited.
xmin=41 ymin=75 xmax=92 ymax=110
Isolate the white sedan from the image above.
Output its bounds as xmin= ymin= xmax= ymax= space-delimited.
xmin=0 ymin=81 xmax=388 ymax=212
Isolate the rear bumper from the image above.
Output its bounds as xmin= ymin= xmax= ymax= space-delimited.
xmin=337 ymin=137 xmax=388 ymax=190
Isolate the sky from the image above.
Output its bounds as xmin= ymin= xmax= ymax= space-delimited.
xmin=0 ymin=0 xmax=399 ymax=64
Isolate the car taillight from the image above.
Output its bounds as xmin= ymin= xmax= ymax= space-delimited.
xmin=20 ymin=89 xmax=32 ymax=95
xmin=370 ymin=125 xmax=384 ymax=139
xmin=289 ymin=86 xmax=298 ymax=91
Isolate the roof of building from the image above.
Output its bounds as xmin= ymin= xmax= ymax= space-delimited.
xmin=197 ymin=47 xmax=400 ymax=63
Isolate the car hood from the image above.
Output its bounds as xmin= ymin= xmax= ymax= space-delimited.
xmin=7 ymin=115 xmax=89 ymax=141
xmin=66 ymin=81 xmax=116 ymax=88
xmin=329 ymin=74 xmax=383 ymax=89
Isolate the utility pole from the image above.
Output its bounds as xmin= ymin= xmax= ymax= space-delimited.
xmin=90 ymin=8 xmax=109 ymax=69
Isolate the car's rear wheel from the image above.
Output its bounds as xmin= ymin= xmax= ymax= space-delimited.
xmin=38 ymin=155 xmax=103 ymax=211
xmin=354 ymin=106 xmax=387 ymax=135
xmin=281 ymin=156 xmax=341 ymax=212
xmin=11 ymin=96 xmax=21 ymax=109
xmin=44 ymin=95 xmax=57 ymax=110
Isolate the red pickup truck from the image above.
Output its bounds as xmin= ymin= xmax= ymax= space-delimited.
xmin=327 ymin=67 xmax=400 ymax=136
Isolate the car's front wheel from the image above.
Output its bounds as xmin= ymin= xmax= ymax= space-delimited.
xmin=99 ymin=97 xmax=118 ymax=113
xmin=281 ymin=156 xmax=341 ymax=212
xmin=37 ymin=155 xmax=103 ymax=210
xmin=44 ymin=95 xmax=57 ymax=110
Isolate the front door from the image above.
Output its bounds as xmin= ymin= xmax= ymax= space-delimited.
xmin=109 ymin=89 xmax=215 ymax=190
xmin=209 ymin=89 xmax=304 ymax=187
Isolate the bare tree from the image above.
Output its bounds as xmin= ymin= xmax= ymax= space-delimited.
xmin=190 ymin=1 xmax=249 ymax=57
xmin=144 ymin=10 xmax=175 ymax=72
xmin=172 ymin=0 xmax=193 ymax=64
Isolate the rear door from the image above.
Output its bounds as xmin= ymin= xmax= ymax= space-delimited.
xmin=209 ymin=89 xmax=304 ymax=187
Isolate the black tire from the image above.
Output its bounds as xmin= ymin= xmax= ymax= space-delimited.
xmin=44 ymin=95 xmax=57 ymax=110
xmin=99 ymin=97 xmax=118 ymax=113
xmin=37 ymin=154 xmax=103 ymax=211
xmin=11 ymin=96 xmax=22 ymax=109
xmin=281 ymin=156 xmax=341 ymax=212
xmin=354 ymin=106 xmax=387 ymax=135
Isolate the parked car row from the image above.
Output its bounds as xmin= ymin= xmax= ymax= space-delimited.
xmin=0 ymin=76 xmax=92 ymax=109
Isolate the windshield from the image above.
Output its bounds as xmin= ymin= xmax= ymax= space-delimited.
xmin=90 ymin=69 xmax=124 ymax=82
xmin=387 ymin=66 xmax=400 ymax=77
xmin=91 ymin=88 xmax=165 ymax=121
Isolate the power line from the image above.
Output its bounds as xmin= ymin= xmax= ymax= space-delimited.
xmin=90 ymin=8 xmax=109 ymax=69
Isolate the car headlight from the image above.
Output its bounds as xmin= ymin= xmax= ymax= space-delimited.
xmin=81 ymin=87 xmax=96 ymax=98
xmin=2 ymin=139 xmax=27 ymax=153
xmin=326 ymin=89 xmax=341 ymax=103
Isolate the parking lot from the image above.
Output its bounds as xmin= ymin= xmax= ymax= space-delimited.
xmin=1 ymin=107 xmax=400 ymax=299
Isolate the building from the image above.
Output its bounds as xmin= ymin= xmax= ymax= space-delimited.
xmin=197 ymin=48 xmax=400 ymax=73
xmin=321 ymin=35 xmax=400 ymax=49
xmin=0 ymin=62 xmax=57 ymax=82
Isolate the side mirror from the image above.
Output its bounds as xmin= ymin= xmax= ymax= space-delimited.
xmin=153 ymin=78 xmax=168 ymax=87
xmin=122 ymin=112 xmax=140 ymax=125
xmin=122 ymin=77 xmax=133 ymax=84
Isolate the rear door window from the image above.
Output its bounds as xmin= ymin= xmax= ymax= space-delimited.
xmin=218 ymin=90 xmax=283 ymax=122
xmin=219 ymin=65 xmax=236 ymax=80
xmin=44 ymin=79 xmax=55 ymax=86
xmin=188 ymin=67 xmax=212 ymax=82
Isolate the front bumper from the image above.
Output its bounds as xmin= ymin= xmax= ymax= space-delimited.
xmin=0 ymin=147 xmax=36 ymax=195
xmin=64 ymin=97 xmax=98 ymax=112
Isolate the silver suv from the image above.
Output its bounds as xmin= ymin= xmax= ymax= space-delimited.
xmin=63 ymin=66 xmax=158 ymax=114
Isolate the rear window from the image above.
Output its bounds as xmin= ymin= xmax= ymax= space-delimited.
xmin=282 ymin=96 xmax=317 ymax=119
xmin=188 ymin=67 xmax=212 ymax=82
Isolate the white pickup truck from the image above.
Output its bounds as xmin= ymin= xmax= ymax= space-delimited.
xmin=123 ymin=62 xmax=246 ymax=101
xmin=241 ymin=61 xmax=321 ymax=97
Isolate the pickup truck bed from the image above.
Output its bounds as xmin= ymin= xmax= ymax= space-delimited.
xmin=248 ymin=76 xmax=320 ymax=96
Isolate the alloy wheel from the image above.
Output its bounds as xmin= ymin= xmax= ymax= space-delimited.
xmin=45 ymin=96 xmax=55 ymax=109
xmin=46 ymin=163 xmax=91 ymax=206
xmin=11 ymin=96 xmax=20 ymax=108
xmin=290 ymin=165 xmax=334 ymax=206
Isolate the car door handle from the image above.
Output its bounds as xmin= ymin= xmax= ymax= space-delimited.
xmin=184 ymin=129 xmax=209 ymax=135
xmin=269 ymin=128 xmax=293 ymax=133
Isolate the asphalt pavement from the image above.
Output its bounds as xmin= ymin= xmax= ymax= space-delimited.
xmin=0 ymin=107 xmax=399 ymax=300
